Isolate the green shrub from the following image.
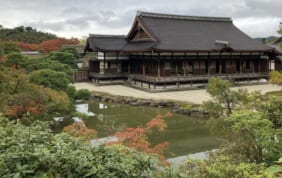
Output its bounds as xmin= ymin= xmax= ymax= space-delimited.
xmin=29 ymin=69 xmax=70 ymax=91
xmin=269 ymin=71 xmax=282 ymax=85
xmin=75 ymin=89 xmax=91 ymax=100
xmin=0 ymin=118 xmax=159 ymax=177
xmin=0 ymin=47 xmax=3 ymax=57
xmin=5 ymin=52 xmax=26 ymax=68
xmin=0 ymin=42 xmax=20 ymax=54
xmin=66 ymin=85 xmax=76 ymax=98
xmin=48 ymin=51 xmax=77 ymax=69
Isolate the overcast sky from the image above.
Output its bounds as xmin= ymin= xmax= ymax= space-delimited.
xmin=0 ymin=0 xmax=281 ymax=38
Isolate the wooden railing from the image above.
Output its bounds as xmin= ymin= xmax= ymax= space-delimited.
xmin=128 ymin=72 xmax=268 ymax=83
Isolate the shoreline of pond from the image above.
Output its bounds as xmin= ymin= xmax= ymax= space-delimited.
xmin=89 ymin=92 xmax=209 ymax=118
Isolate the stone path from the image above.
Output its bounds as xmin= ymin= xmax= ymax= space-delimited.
xmin=74 ymin=83 xmax=282 ymax=104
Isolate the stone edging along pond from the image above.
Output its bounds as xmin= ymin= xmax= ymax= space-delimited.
xmin=90 ymin=93 xmax=208 ymax=118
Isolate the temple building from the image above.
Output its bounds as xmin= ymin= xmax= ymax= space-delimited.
xmin=84 ymin=11 xmax=281 ymax=90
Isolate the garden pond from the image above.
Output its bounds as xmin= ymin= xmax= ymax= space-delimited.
xmin=53 ymin=101 xmax=221 ymax=158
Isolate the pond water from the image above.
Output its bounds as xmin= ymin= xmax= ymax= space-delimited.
xmin=53 ymin=101 xmax=221 ymax=157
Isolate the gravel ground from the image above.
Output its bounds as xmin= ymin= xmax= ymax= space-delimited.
xmin=74 ymin=83 xmax=282 ymax=104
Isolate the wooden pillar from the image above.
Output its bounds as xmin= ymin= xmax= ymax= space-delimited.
xmin=198 ymin=60 xmax=201 ymax=74
xmin=240 ymin=59 xmax=243 ymax=73
xmin=219 ymin=61 xmax=222 ymax=74
xmin=258 ymin=59 xmax=261 ymax=73
xmin=116 ymin=52 xmax=119 ymax=73
xmin=157 ymin=60 xmax=160 ymax=77
xmin=207 ymin=58 xmax=210 ymax=75
xmin=251 ymin=60 xmax=255 ymax=73
xmin=175 ymin=62 xmax=178 ymax=75
xmin=183 ymin=62 xmax=186 ymax=76
xmin=128 ymin=61 xmax=131 ymax=74
xmin=104 ymin=52 xmax=106 ymax=72
xmin=142 ymin=61 xmax=145 ymax=76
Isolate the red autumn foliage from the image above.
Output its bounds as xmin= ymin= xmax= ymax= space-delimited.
xmin=0 ymin=55 xmax=7 ymax=62
xmin=16 ymin=42 xmax=39 ymax=51
xmin=63 ymin=121 xmax=97 ymax=142
xmin=39 ymin=38 xmax=79 ymax=53
xmin=108 ymin=112 xmax=173 ymax=164
xmin=6 ymin=97 xmax=45 ymax=118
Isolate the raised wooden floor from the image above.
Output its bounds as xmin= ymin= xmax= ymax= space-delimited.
xmin=88 ymin=72 xmax=269 ymax=90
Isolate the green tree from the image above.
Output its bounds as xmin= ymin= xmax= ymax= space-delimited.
xmin=258 ymin=96 xmax=282 ymax=129
xmin=79 ymin=36 xmax=88 ymax=45
xmin=203 ymin=77 xmax=248 ymax=115
xmin=24 ymin=26 xmax=35 ymax=32
xmin=29 ymin=69 xmax=70 ymax=91
xmin=278 ymin=22 xmax=282 ymax=35
xmin=5 ymin=52 xmax=26 ymax=69
xmin=0 ymin=25 xmax=57 ymax=44
xmin=0 ymin=67 xmax=71 ymax=119
xmin=66 ymin=85 xmax=76 ymax=98
xmin=0 ymin=42 xmax=20 ymax=54
xmin=269 ymin=71 xmax=282 ymax=85
xmin=3 ymin=55 xmax=74 ymax=80
xmin=48 ymin=51 xmax=77 ymax=68
xmin=60 ymin=47 xmax=79 ymax=59
xmin=0 ymin=47 xmax=3 ymax=57
xmin=221 ymin=110 xmax=282 ymax=164
xmin=0 ymin=118 xmax=159 ymax=177
xmin=161 ymin=156 xmax=270 ymax=178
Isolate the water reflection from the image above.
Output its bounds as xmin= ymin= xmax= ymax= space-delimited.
xmin=76 ymin=104 xmax=95 ymax=116
xmin=53 ymin=102 xmax=220 ymax=157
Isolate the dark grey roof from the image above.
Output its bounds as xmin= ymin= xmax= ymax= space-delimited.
xmin=86 ymin=34 xmax=127 ymax=51
xmin=273 ymin=36 xmax=282 ymax=44
xmin=137 ymin=11 xmax=232 ymax=22
xmin=85 ymin=11 xmax=274 ymax=52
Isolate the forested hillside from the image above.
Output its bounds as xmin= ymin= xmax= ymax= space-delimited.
xmin=0 ymin=25 xmax=57 ymax=44
xmin=0 ymin=25 xmax=79 ymax=53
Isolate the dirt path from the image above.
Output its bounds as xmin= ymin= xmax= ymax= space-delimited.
xmin=74 ymin=83 xmax=282 ymax=104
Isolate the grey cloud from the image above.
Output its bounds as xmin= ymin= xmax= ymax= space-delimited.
xmin=0 ymin=0 xmax=281 ymax=38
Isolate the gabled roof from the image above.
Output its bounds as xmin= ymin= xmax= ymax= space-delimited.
xmin=85 ymin=34 xmax=127 ymax=51
xmin=85 ymin=11 xmax=274 ymax=53
xmin=273 ymin=36 xmax=282 ymax=44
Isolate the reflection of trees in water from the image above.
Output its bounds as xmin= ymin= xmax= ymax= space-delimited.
xmin=96 ymin=113 xmax=128 ymax=133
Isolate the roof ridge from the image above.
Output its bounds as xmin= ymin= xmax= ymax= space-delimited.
xmin=89 ymin=34 xmax=126 ymax=38
xmin=137 ymin=11 xmax=232 ymax=22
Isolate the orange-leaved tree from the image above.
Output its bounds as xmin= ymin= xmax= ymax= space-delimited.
xmin=108 ymin=112 xmax=173 ymax=164
xmin=0 ymin=67 xmax=71 ymax=120
xmin=39 ymin=38 xmax=79 ymax=53
xmin=16 ymin=42 xmax=39 ymax=51
xmin=63 ymin=121 xmax=97 ymax=142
